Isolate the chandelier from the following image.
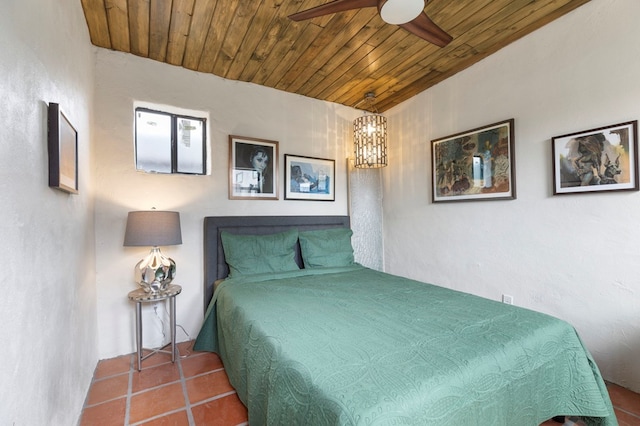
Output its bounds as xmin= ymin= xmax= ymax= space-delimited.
xmin=353 ymin=92 xmax=387 ymax=168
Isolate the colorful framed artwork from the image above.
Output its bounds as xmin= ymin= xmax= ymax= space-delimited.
xmin=229 ymin=135 xmax=279 ymax=200
xmin=284 ymin=154 xmax=335 ymax=201
xmin=552 ymin=121 xmax=639 ymax=195
xmin=48 ymin=102 xmax=78 ymax=194
xmin=431 ymin=119 xmax=516 ymax=203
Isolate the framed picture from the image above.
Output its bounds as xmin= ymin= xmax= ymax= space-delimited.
xmin=229 ymin=135 xmax=278 ymax=200
xmin=431 ymin=119 xmax=516 ymax=203
xmin=48 ymin=102 xmax=78 ymax=194
xmin=552 ymin=121 xmax=639 ymax=195
xmin=284 ymin=154 xmax=335 ymax=201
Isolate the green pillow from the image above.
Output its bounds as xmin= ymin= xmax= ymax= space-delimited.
xmin=221 ymin=229 xmax=299 ymax=277
xmin=299 ymin=228 xmax=355 ymax=268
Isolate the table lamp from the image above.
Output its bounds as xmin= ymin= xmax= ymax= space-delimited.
xmin=123 ymin=210 xmax=182 ymax=293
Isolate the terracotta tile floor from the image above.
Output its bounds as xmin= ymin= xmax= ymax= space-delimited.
xmin=80 ymin=341 xmax=247 ymax=426
xmin=81 ymin=341 xmax=640 ymax=425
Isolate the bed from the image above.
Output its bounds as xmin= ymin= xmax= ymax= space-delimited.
xmin=194 ymin=215 xmax=617 ymax=426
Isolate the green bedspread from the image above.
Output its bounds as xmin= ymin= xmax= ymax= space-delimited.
xmin=194 ymin=265 xmax=617 ymax=426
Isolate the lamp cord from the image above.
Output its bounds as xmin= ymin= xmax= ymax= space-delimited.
xmin=154 ymin=304 xmax=192 ymax=358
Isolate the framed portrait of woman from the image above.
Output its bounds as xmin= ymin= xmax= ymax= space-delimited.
xmin=229 ymin=135 xmax=279 ymax=200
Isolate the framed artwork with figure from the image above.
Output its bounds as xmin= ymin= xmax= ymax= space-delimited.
xmin=551 ymin=121 xmax=638 ymax=195
xmin=284 ymin=154 xmax=335 ymax=201
xmin=431 ymin=119 xmax=516 ymax=203
xmin=229 ymin=135 xmax=279 ymax=200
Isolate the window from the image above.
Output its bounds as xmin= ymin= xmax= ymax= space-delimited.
xmin=135 ymin=107 xmax=207 ymax=174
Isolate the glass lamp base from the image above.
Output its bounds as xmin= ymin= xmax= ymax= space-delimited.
xmin=134 ymin=246 xmax=176 ymax=293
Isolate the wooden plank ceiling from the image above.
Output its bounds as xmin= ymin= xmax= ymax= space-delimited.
xmin=80 ymin=0 xmax=591 ymax=112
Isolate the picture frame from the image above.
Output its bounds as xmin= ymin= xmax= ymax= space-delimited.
xmin=229 ymin=135 xmax=279 ymax=200
xmin=552 ymin=121 xmax=639 ymax=195
xmin=284 ymin=154 xmax=335 ymax=201
xmin=431 ymin=119 xmax=516 ymax=203
xmin=48 ymin=102 xmax=78 ymax=194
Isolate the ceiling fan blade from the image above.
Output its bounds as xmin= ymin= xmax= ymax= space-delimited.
xmin=399 ymin=12 xmax=452 ymax=47
xmin=288 ymin=0 xmax=378 ymax=21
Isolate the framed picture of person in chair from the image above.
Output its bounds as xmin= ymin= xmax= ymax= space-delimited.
xmin=284 ymin=154 xmax=335 ymax=201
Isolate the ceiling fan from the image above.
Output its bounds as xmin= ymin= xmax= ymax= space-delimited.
xmin=288 ymin=0 xmax=452 ymax=47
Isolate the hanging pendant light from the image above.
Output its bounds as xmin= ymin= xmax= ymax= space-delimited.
xmin=353 ymin=92 xmax=388 ymax=168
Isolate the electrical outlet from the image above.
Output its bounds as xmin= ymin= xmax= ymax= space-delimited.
xmin=502 ymin=294 xmax=514 ymax=305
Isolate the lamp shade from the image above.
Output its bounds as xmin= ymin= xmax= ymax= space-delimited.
xmin=123 ymin=210 xmax=182 ymax=247
xmin=354 ymin=114 xmax=388 ymax=168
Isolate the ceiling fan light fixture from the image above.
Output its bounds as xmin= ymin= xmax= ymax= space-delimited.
xmin=287 ymin=0 xmax=450 ymax=47
xmin=379 ymin=0 xmax=424 ymax=25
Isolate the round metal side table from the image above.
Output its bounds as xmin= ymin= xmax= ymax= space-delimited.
xmin=127 ymin=284 xmax=182 ymax=371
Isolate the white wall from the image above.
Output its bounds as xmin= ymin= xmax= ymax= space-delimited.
xmin=93 ymin=51 xmax=359 ymax=358
xmin=383 ymin=0 xmax=640 ymax=392
xmin=0 ymin=0 xmax=97 ymax=424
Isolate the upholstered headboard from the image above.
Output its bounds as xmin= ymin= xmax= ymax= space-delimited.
xmin=202 ymin=215 xmax=350 ymax=313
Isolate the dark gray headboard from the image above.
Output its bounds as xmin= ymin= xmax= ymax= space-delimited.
xmin=203 ymin=215 xmax=350 ymax=313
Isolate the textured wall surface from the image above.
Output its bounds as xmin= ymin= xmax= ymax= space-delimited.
xmin=0 ymin=0 xmax=97 ymax=424
xmin=349 ymin=163 xmax=384 ymax=271
xmin=382 ymin=0 xmax=640 ymax=392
